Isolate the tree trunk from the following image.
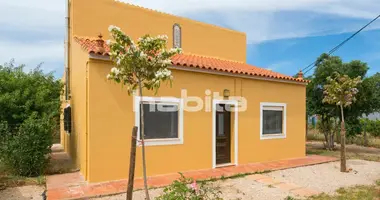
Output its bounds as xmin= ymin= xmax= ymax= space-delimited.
xmin=363 ymin=122 xmax=369 ymax=147
xmin=330 ymin=130 xmax=335 ymax=150
xmin=339 ymin=104 xmax=347 ymax=172
xmin=126 ymin=126 xmax=138 ymax=200
xmin=323 ymin=131 xmax=329 ymax=149
xmin=138 ymin=81 xmax=150 ymax=200
xmin=321 ymin=118 xmax=332 ymax=150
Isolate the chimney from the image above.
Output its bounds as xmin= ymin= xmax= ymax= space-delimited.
xmin=297 ymin=70 xmax=303 ymax=79
xmin=96 ymin=34 xmax=105 ymax=54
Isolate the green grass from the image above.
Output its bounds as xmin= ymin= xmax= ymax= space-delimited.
xmin=306 ymin=145 xmax=380 ymax=162
xmin=284 ymin=181 xmax=380 ymax=200
xmin=0 ymin=174 xmax=46 ymax=188
xmin=0 ymin=161 xmax=46 ymax=189
xmin=284 ymin=196 xmax=297 ymax=200
xmin=307 ymin=132 xmax=326 ymax=142
xmin=308 ymin=184 xmax=380 ymax=200
xmin=306 ymin=131 xmax=380 ymax=149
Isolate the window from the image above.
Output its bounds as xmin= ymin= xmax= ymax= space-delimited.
xmin=173 ymin=23 xmax=181 ymax=48
xmin=135 ymin=97 xmax=184 ymax=146
xmin=260 ymin=103 xmax=286 ymax=140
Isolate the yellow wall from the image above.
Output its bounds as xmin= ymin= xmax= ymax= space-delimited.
xmin=70 ymin=0 xmax=246 ymax=62
xmin=86 ymin=60 xmax=306 ymax=183
xmin=61 ymin=41 xmax=89 ymax=178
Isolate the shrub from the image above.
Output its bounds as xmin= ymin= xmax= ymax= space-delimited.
xmin=0 ymin=116 xmax=54 ymax=176
xmin=361 ymin=118 xmax=380 ymax=137
xmin=156 ymin=173 xmax=223 ymax=200
xmin=306 ymin=132 xmax=325 ymax=141
xmin=346 ymin=118 xmax=362 ymax=137
xmin=0 ymin=61 xmax=62 ymax=126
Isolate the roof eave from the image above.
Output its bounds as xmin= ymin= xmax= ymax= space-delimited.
xmin=88 ymin=53 xmax=308 ymax=85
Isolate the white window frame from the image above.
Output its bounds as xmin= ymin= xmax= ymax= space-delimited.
xmin=260 ymin=102 xmax=287 ymax=140
xmin=134 ymin=96 xmax=184 ymax=146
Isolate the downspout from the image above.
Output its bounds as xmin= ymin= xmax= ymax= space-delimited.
xmin=64 ymin=0 xmax=70 ymax=100
xmin=85 ymin=61 xmax=89 ymax=180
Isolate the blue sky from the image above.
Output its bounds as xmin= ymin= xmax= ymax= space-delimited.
xmin=247 ymin=29 xmax=380 ymax=76
xmin=0 ymin=0 xmax=379 ymax=78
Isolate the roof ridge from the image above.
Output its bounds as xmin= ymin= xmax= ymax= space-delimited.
xmin=74 ymin=35 xmax=101 ymax=41
xmin=179 ymin=53 xmax=246 ymax=64
xmin=112 ymin=0 xmax=245 ymax=35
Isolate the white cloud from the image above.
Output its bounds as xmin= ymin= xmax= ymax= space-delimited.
xmin=267 ymin=61 xmax=294 ymax=71
xmin=124 ymin=0 xmax=380 ymax=43
xmin=125 ymin=0 xmax=379 ymax=19
xmin=0 ymin=0 xmax=64 ymax=30
xmin=0 ymin=0 xmax=64 ymax=72
xmin=0 ymin=40 xmax=63 ymax=71
xmin=0 ymin=0 xmax=379 ymax=75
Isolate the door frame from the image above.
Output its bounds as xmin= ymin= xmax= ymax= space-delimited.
xmin=212 ymin=99 xmax=238 ymax=168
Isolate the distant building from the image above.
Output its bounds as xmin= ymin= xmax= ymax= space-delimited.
xmin=364 ymin=112 xmax=380 ymax=120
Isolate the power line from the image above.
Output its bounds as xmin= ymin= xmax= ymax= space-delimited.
xmin=302 ymin=14 xmax=380 ymax=76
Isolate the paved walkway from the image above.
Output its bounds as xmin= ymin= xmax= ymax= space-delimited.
xmin=46 ymin=155 xmax=337 ymax=200
xmin=247 ymin=174 xmax=320 ymax=197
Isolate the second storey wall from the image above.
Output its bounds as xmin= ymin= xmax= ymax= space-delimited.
xmin=70 ymin=0 xmax=247 ymax=62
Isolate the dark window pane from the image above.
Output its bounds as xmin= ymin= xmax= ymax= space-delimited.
xmin=141 ymin=103 xmax=179 ymax=139
xmin=217 ymin=113 xmax=224 ymax=136
xmin=263 ymin=110 xmax=283 ymax=135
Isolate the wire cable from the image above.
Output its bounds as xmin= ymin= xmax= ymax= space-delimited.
xmin=301 ymin=14 xmax=380 ymax=76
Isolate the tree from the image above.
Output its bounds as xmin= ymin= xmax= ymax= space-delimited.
xmin=106 ymin=25 xmax=182 ymax=200
xmin=0 ymin=60 xmax=62 ymax=127
xmin=360 ymin=73 xmax=380 ymax=145
xmin=323 ymin=72 xmax=361 ymax=172
xmin=0 ymin=60 xmax=62 ymax=176
xmin=306 ymin=53 xmax=379 ymax=149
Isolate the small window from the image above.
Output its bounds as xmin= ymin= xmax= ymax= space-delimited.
xmin=260 ymin=103 xmax=286 ymax=140
xmin=135 ymin=97 xmax=184 ymax=146
xmin=63 ymin=104 xmax=71 ymax=134
xmin=173 ymin=23 xmax=181 ymax=48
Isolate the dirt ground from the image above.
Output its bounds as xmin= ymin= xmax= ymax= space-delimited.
xmin=2 ymin=143 xmax=380 ymax=200
xmin=307 ymin=141 xmax=380 ymax=155
xmin=0 ymin=185 xmax=45 ymax=200
xmin=269 ymin=159 xmax=380 ymax=194
xmin=92 ymin=160 xmax=380 ymax=200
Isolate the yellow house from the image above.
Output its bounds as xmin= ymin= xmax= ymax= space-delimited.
xmin=62 ymin=0 xmax=308 ymax=183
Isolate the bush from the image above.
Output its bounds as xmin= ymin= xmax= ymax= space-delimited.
xmin=0 ymin=61 xmax=62 ymax=126
xmin=361 ymin=118 xmax=380 ymax=137
xmin=156 ymin=173 xmax=223 ymax=200
xmin=306 ymin=132 xmax=325 ymax=141
xmin=346 ymin=117 xmax=362 ymax=137
xmin=0 ymin=116 xmax=54 ymax=176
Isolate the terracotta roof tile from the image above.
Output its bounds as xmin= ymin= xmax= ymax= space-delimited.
xmin=74 ymin=36 xmax=308 ymax=83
